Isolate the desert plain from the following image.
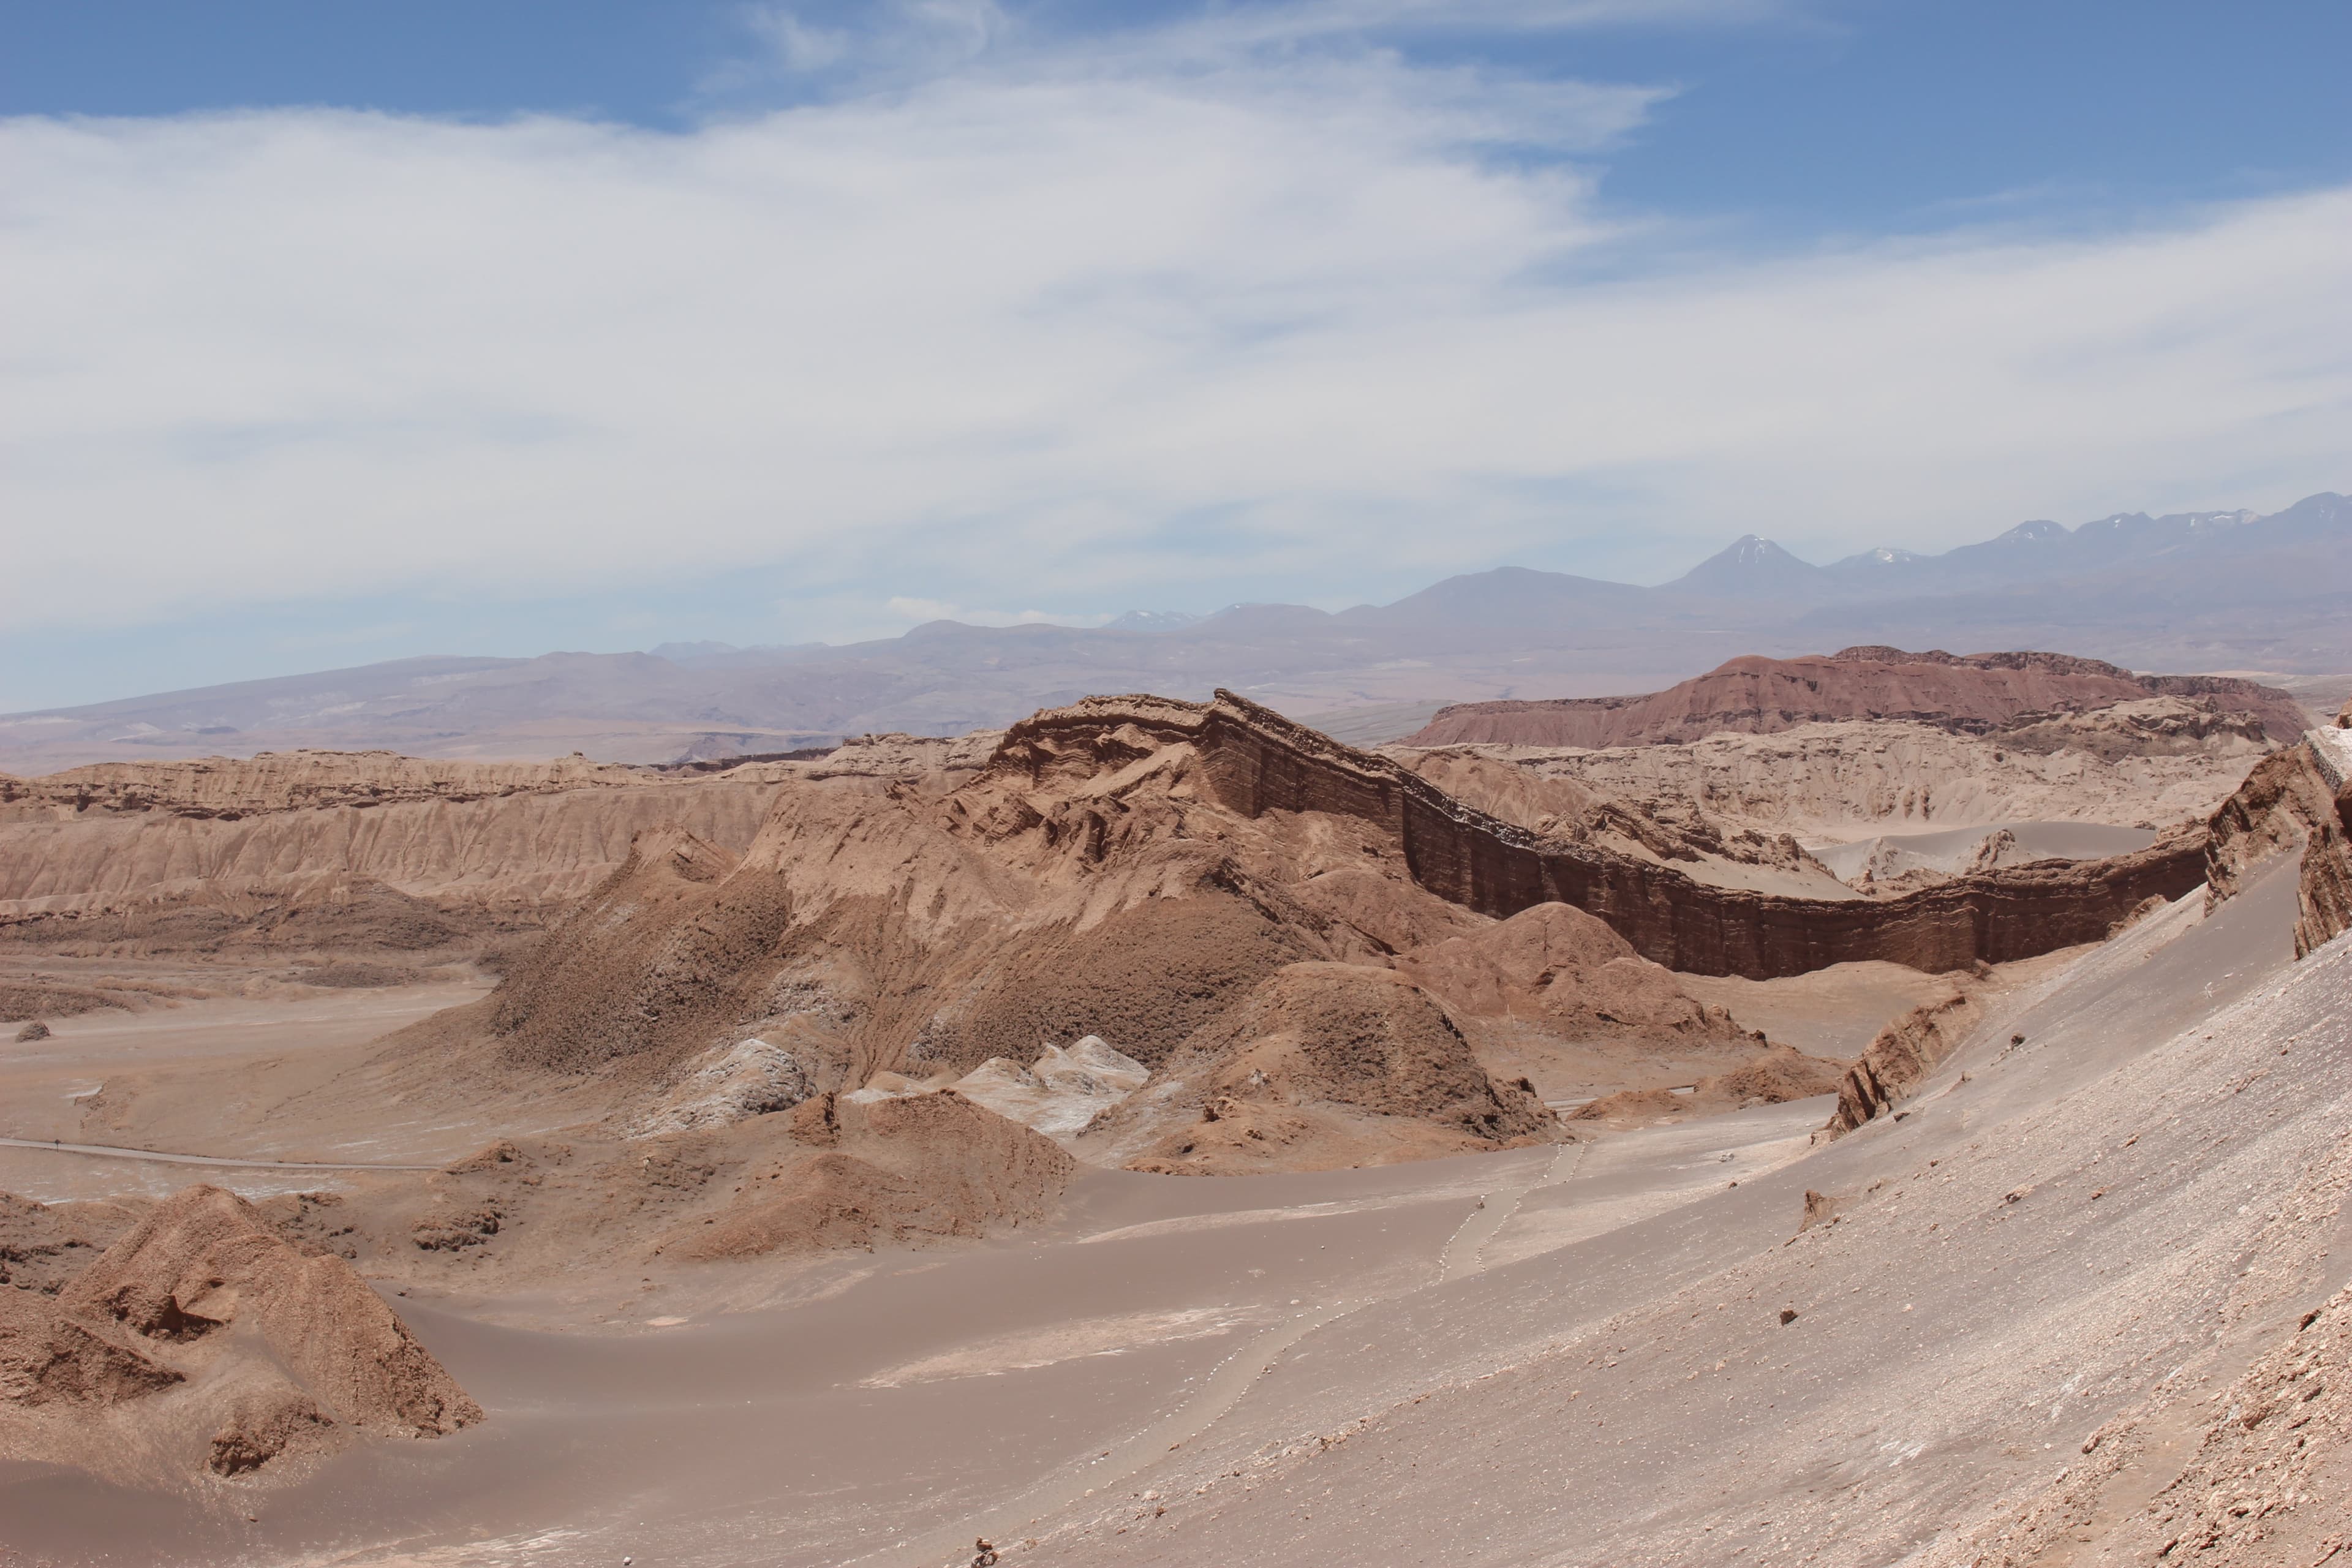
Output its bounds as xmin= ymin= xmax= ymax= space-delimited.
xmin=2 ymin=646 xmax=2350 ymax=1568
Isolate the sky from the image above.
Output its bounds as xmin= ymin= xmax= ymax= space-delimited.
xmin=4 ymin=0 xmax=2348 ymax=712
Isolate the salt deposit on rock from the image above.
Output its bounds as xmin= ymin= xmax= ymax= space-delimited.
xmin=951 ymin=1036 xmax=1151 ymax=1138
xmin=629 ymin=1036 xmax=811 ymax=1135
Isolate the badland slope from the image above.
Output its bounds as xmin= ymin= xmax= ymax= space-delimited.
xmin=0 ymin=751 xmax=649 ymax=818
xmin=1403 ymin=647 xmax=2307 ymax=748
xmin=0 ymin=764 xmax=786 ymax=922
xmin=1088 ymin=963 xmax=1556 ymax=1175
xmin=465 ymin=695 xmax=1589 ymax=1173
xmin=0 ymin=732 xmax=1011 ymax=925
xmin=1008 ymin=884 xmax=2350 ymax=1568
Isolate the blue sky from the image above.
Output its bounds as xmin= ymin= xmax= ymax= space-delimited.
xmin=4 ymin=1 xmax=2348 ymax=710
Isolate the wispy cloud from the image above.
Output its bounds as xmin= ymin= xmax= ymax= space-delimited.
xmin=2 ymin=3 xmax=2346 ymax=645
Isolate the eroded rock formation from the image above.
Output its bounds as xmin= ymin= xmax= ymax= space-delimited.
xmin=2207 ymin=724 xmax=2352 ymax=957
xmin=666 ymin=1090 xmax=1075 ymax=1261
xmin=1093 ymin=962 xmax=1557 ymax=1175
xmin=1819 ymin=989 xmax=1979 ymax=1137
xmin=1 ymin=1184 xmax=478 ymax=1488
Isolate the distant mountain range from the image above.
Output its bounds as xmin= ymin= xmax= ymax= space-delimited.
xmin=1670 ymin=492 xmax=2350 ymax=603
xmin=3 ymin=492 xmax=2343 ymax=772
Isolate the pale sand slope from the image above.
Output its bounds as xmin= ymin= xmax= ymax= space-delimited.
xmin=2 ymin=864 xmax=2341 ymax=1566
xmin=0 ymin=980 xmax=495 ymax=1201
xmin=1431 ymin=721 xmax=2261 ymax=842
xmin=1807 ymin=820 xmax=2157 ymax=883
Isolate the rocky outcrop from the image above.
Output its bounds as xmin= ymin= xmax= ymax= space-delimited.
xmin=1008 ymin=692 xmax=2208 ymax=980
xmin=791 ymin=731 xmax=1005 ymax=783
xmin=2 ymin=1185 xmax=478 ymax=1490
xmin=1095 ymin=963 xmax=1556 ymax=1175
xmin=666 ymin=1090 xmax=1074 ymax=1261
xmin=59 ymin=1185 xmax=480 ymax=1439
xmin=0 ymin=1287 xmax=182 ymax=1409
xmin=1819 ymin=989 xmax=1978 ymax=1137
xmin=1403 ymin=649 xmax=2307 ymax=749
xmin=2207 ymin=726 xmax=2352 ymax=957
xmin=1391 ymin=902 xmax=1754 ymax=1045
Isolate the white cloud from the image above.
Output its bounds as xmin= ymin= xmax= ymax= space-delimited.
xmin=1 ymin=18 xmax=2347 ymax=639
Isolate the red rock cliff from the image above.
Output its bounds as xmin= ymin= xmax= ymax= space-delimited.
xmin=1401 ymin=649 xmax=2309 ymax=748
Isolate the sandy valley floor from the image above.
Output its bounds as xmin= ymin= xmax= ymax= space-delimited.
xmin=4 ymin=863 xmax=2345 ymax=1567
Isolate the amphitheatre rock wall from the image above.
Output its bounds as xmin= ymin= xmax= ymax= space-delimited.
xmin=998 ymin=693 xmax=2211 ymax=980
